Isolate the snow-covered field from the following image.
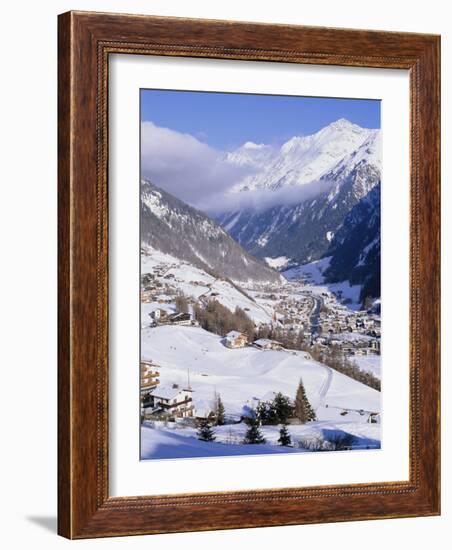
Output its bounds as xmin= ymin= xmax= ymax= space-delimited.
xmin=284 ymin=256 xmax=333 ymax=284
xmin=141 ymin=420 xmax=380 ymax=460
xmin=264 ymin=256 xmax=291 ymax=270
xmin=141 ymin=325 xmax=381 ymax=459
xmin=284 ymin=256 xmax=362 ymax=309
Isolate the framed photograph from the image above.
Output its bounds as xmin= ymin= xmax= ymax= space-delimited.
xmin=58 ymin=11 xmax=440 ymax=538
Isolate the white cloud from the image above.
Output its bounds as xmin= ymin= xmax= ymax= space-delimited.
xmin=141 ymin=121 xmax=254 ymax=209
xmin=204 ymin=178 xmax=335 ymax=215
xmin=141 ymin=121 xmax=335 ymax=215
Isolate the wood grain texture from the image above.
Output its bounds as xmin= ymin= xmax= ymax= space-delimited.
xmin=57 ymin=11 xmax=440 ymax=539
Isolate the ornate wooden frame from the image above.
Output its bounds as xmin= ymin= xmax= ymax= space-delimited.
xmin=58 ymin=11 xmax=440 ymax=539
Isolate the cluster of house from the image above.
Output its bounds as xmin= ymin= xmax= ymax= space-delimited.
xmin=252 ymin=283 xmax=381 ymax=356
xmin=141 ymin=260 xmax=381 ymax=363
xmin=314 ymin=299 xmax=381 ymax=356
xmin=140 ymin=264 xmax=184 ymax=304
xmin=140 ymin=360 xmax=217 ymax=421
xmin=318 ymin=307 xmax=381 ymax=339
xmin=223 ymin=330 xmax=285 ymax=351
xmin=315 ymin=334 xmax=381 ymax=356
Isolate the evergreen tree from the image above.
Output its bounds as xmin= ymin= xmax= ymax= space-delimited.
xmin=278 ymin=424 xmax=292 ymax=447
xmin=256 ymin=400 xmax=278 ymax=425
xmin=273 ymin=392 xmax=293 ymax=424
xmin=294 ymin=378 xmax=317 ymax=423
xmin=197 ymin=420 xmax=216 ymax=442
xmin=215 ymin=394 xmax=225 ymax=426
xmin=243 ymin=418 xmax=266 ymax=444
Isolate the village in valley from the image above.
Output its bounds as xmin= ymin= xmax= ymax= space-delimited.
xmin=138 ymin=94 xmax=383 ymax=459
xmin=139 ymin=246 xmax=382 ymax=459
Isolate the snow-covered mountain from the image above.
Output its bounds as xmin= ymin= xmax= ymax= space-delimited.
xmin=218 ymin=119 xmax=381 ymax=302
xmin=228 ymin=118 xmax=378 ymax=192
xmin=323 ymin=182 xmax=381 ymax=304
xmin=226 ymin=141 xmax=277 ymax=170
xmin=141 ymin=179 xmax=282 ymax=285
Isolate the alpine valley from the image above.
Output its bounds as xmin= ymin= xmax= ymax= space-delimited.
xmin=140 ymin=117 xmax=382 ymax=460
xmin=218 ymin=118 xmax=381 ymax=306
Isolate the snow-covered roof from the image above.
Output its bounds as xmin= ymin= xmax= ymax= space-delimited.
xmin=225 ymin=330 xmax=245 ymax=339
xmin=193 ymin=399 xmax=215 ymax=418
xmin=152 ymin=385 xmax=192 ymax=400
xmin=254 ymin=338 xmax=282 ymax=346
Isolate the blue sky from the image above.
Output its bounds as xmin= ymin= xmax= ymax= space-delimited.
xmin=140 ymin=89 xmax=380 ymax=150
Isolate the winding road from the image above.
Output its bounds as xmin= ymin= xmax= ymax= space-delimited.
xmin=309 ymin=294 xmax=323 ymax=337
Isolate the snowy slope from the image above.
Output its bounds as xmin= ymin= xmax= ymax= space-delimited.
xmin=141 ymin=420 xmax=380 ymax=459
xmin=142 ymin=325 xmax=381 ymax=420
xmin=141 ymin=325 xmax=381 ymax=459
xmin=229 ymin=119 xmax=376 ymax=192
xmin=142 ymin=247 xmax=273 ymax=324
xmin=141 ymin=179 xmax=281 ymax=285
xmin=226 ymin=141 xmax=277 ymax=169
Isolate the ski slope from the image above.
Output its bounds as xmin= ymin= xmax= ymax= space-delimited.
xmin=141 ymin=325 xmax=381 ymax=459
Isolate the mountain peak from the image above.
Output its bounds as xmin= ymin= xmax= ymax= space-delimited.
xmin=322 ymin=118 xmax=365 ymax=133
xmin=329 ymin=117 xmax=355 ymax=127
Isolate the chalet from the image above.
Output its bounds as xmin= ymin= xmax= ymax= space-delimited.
xmin=140 ymin=361 xmax=160 ymax=394
xmin=168 ymin=312 xmax=192 ymax=326
xmin=224 ymin=330 xmax=248 ymax=349
xmin=144 ymin=386 xmax=194 ymax=419
xmin=149 ymin=308 xmax=168 ymax=322
xmin=254 ymin=338 xmax=284 ymax=351
xmin=193 ymin=399 xmax=216 ymax=420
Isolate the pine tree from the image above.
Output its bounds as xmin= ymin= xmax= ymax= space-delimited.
xmin=256 ymin=400 xmax=278 ymax=425
xmin=278 ymin=424 xmax=292 ymax=447
xmin=273 ymin=392 xmax=293 ymax=424
xmin=243 ymin=418 xmax=266 ymax=444
xmin=216 ymin=394 xmax=225 ymax=426
xmin=294 ymin=378 xmax=317 ymax=423
xmin=197 ymin=420 xmax=216 ymax=442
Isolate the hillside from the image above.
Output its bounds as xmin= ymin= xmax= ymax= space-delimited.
xmin=217 ymin=120 xmax=381 ymax=303
xmin=141 ymin=325 xmax=381 ymax=459
xmin=141 ymin=179 xmax=282 ymax=285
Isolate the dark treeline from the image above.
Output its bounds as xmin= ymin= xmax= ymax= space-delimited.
xmin=194 ymin=299 xmax=255 ymax=340
xmin=308 ymin=343 xmax=381 ymax=392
